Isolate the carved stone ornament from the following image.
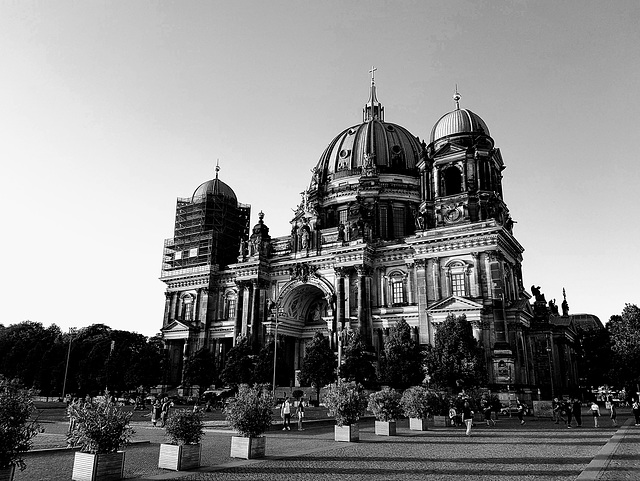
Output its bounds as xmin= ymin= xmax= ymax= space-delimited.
xmin=289 ymin=262 xmax=318 ymax=283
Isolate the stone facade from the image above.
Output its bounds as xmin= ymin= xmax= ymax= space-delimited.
xmin=160 ymin=81 xmax=580 ymax=396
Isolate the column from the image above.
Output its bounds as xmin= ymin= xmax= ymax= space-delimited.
xmin=406 ymin=262 xmax=415 ymax=304
xmin=176 ymin=295 xmax=184 ymax=321
xmin=335 ymin=268 xmax=346 ymax=330
xmin=242 ymin=283 xmax=252 ymax=338
xmin=163 ymin=292 xmax=172 ymax=326
xmin=194 ymin=288 xmax=202 ymax=322
xmin=415 ymin=259 xmax=430 ymax=344
xmin=433 ymin=166 xmax=440 ymax=197
xmin=472 ymin=252 xmax=482 ymax=298
xmin=432 ymin=257 xmax=441 ymax=301
xmin=169 ymin=292 xmax=178 ymax=321
xmin=251 ymin=280 xmax=263 ymax=349
xmin=234 ymin=283 xmax=245 ymax=345
xmin=379 ymin=267 xmax=386 ymax=307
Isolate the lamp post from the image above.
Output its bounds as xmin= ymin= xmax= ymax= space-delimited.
xmin=62 ymin=327 xmax=77 ymax=402
xmin=270 ymin=300 xmax=282 ymax=400
xmin=547 ymin=334 xmax=555 ymax=400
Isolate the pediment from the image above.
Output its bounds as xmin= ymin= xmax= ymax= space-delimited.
xmin=427 ymin=295 xmax=484 ymax=313
xmin=161 ymin=320 xmax=192 ymax=340
xmin=433 ymin=142 xmax=468 ymax=157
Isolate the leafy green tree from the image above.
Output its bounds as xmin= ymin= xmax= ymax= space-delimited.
xmin=576 ymin=325 xmax=612 ymax=392
xmin=378 ymin=318 xmax=423 ymax=390
xmin=339 ymin=330 xmax=377 ymax=388
xmin=298 ymin=332 xmax=336 ymax=403
xmin=253 ymin=338 xmax=287 ymax=387
xmin=423 ymin=313 xmax=486 ymax=390
xmin=0 ymin=321 xmax=63 ymax=395
xmin=182 ymin=348 xmax=217 ymax=397
xmin=220 ymin=336 xmax=255 ymax=387
xmin=607 ymin=304 xmax=640 ymax=400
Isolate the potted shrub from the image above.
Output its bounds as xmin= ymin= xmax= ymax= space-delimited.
xmin=428 ymin=392 xmax=452 ymax=427
xmin=368 ymin=387 xmax=402 ymax=436
xmin=323 ymin=382 xmax=368 ymax=442
xmin=67 ymin=394 xmax=134 ymax=481
xmin=0 ymin=377 xmax=40 ymax=481
xmin=401 ymin=386 xmax=437 ymax=431
xmin=224 ymin=384 xmax=273 ymax=459
xmin=158 ymin=409 xmax=204 ymax=471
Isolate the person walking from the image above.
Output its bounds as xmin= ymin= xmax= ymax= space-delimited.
xmin=632 ymin=398 xmax=640 ymax=426
xmin=516 ymin=400 xmax=526 ymax=425
xmin=590 ymin=401 xmax=600 ymax=428
xmin=296 ymin=397 xmax=305 ymax=431
xmin=280 ymin=396 xmax=292 ymax=431
xmin=151 ymin=399 xmax=162 ymax=427
xmin=449 ymin=406 xmax=459 ymax=427
xmin=609 ymin=401 xmax=618 ymax=427
xmin=160 ymin=397 xmax=173 ymax=428
xmin=565 ymin=399 xmax=573 ymax=428
xmin=552 ymin=397 xmax=560 ymax=424
xmin=483 ymin=399 xmax=496 ymax=427
xmin=572 ymin=398 xmax=582 ymax=427
xmin=462 ymin=401 xmax=474 ymax=436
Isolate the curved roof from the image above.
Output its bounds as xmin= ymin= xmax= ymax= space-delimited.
xmin=192 ymin=178 xmax=237 ymax=203
xmin=430 ymin=108 xmax=490 ymax=144
xmin=315 ymin=119 xmax=423 ymax=178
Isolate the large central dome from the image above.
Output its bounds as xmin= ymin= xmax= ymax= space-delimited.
xmin=314 ymin=81 xmax=423 ymax=183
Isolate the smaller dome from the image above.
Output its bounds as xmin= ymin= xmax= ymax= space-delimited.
xmin=430 ymin=108 xmax=490 ymax=144
xmin=192 ymin=178 xmax=237 ymax=203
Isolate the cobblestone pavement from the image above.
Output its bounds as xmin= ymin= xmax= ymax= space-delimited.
xmin=16 ymin=415 xmax=639 ymax=481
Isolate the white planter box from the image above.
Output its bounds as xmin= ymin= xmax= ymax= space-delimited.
xmin=0 ymin=465 xmax=15 ymax=481
xmin=158 ymin=443 xmax=201 ymax=471
xmin=409 ymin=417 xmax=429 ymax=431
xmin=230 ymin=436 xmax=266 ymax=459
xmin=334 ymin=424 xmax=359 ymax=442
xmin=72 ymin=451 xmax=125 ymax=481
xmin=374 ymin=420 xmax=397 ymax=436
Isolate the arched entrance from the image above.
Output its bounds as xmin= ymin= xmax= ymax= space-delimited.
xmin=269 ymin=278 xmax=335 ymax=386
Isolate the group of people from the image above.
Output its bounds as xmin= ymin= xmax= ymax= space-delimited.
xmin=150 ymin=397 xmax=174 ymax=428
xmin=279 ymin=396 xmax=305 ymax=431
xmin=552 ymin=397 xmax=622 ymax=428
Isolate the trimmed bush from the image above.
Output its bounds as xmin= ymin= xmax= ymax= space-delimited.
xmin=67 ymin=394 xmax=134 ymax=454
xmin=0 ymin=377 xmax=40 ymax=471
xmin=323 ymin=382 xmax=368 ymax=427
xmin=224 ymin=384 xmax=274 ymax=438
xmin=368 ymin=387 xmax=403 ymax=422
xmin=164 ymin=409 xmax=204 ymax=445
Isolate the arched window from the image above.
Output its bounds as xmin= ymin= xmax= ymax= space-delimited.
xmin=181 ymin=294 xmax=195 ymax=321
xmin=225 ymin=293 xmax=237 ymax=319
xmin=389 ymin=271 xmax=406 ymax=305
xmin=445 ymin=260 xmax=469 ymax=297
xmin=443 ymin=166 xmax=462 ymax=196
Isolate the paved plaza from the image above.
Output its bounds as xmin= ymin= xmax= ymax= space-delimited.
xmin=18 ymin=412 xmax=639 ymax=481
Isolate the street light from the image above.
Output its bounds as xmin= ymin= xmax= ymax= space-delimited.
xmin=62 ymin=327 xmax=77 ymax=401
xmin=269 ymin=300 xmax=282 ymax=400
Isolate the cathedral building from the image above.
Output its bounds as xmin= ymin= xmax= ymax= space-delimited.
xmin=160 ymin=74 xmax=577 ymax=397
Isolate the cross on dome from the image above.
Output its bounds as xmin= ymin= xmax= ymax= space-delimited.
xmin=369 ymin=66 xmax=377 ymax=85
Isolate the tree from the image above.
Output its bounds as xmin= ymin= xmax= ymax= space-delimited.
xmin=576 ymin=325 xmax=612 ymax=392
xmin=378 ymin=319 xmax=423 ymax=390
xmin=220 ymin=336 xmax=255 ymax=387
xmin=607 ymin=304 xmax=640 ymax=400
xmin=339 ymin=330 xmax=377 ymax=388
xmin=423 ymin=314 xmax=486 ymax=390
xmin=253 ymin=338 xmax=287 ymax=387
xmin=298 ymin=332 xmax=336 ymax=404
xmin=183 ymin=348 xmax=217 ymax=397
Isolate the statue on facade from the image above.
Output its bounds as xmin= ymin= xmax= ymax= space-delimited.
xmin=531 ymin=285 xmax=546 ymax=303
xmin=561 ymin=288 xmax=569 ymax=316
xmin=548 ymin=299 xmax=559 ymax=316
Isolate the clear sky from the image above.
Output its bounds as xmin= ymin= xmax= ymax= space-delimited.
xmin=1 ymin=1 xmax=638 ymax=337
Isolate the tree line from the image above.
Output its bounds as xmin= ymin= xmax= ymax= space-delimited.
xmin=1 ymin=304 xmax=639 ymax=400
xmin=0 ymin=322 xmax=164 ymax=398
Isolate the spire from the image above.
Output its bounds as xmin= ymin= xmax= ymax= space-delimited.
xmin=213 ymin=159 xmax=220 ymax=194
xmin=453 ymin=85 xmax=461 ymax=110
xmin=363 ymin=66 xmax=384 ymax=121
